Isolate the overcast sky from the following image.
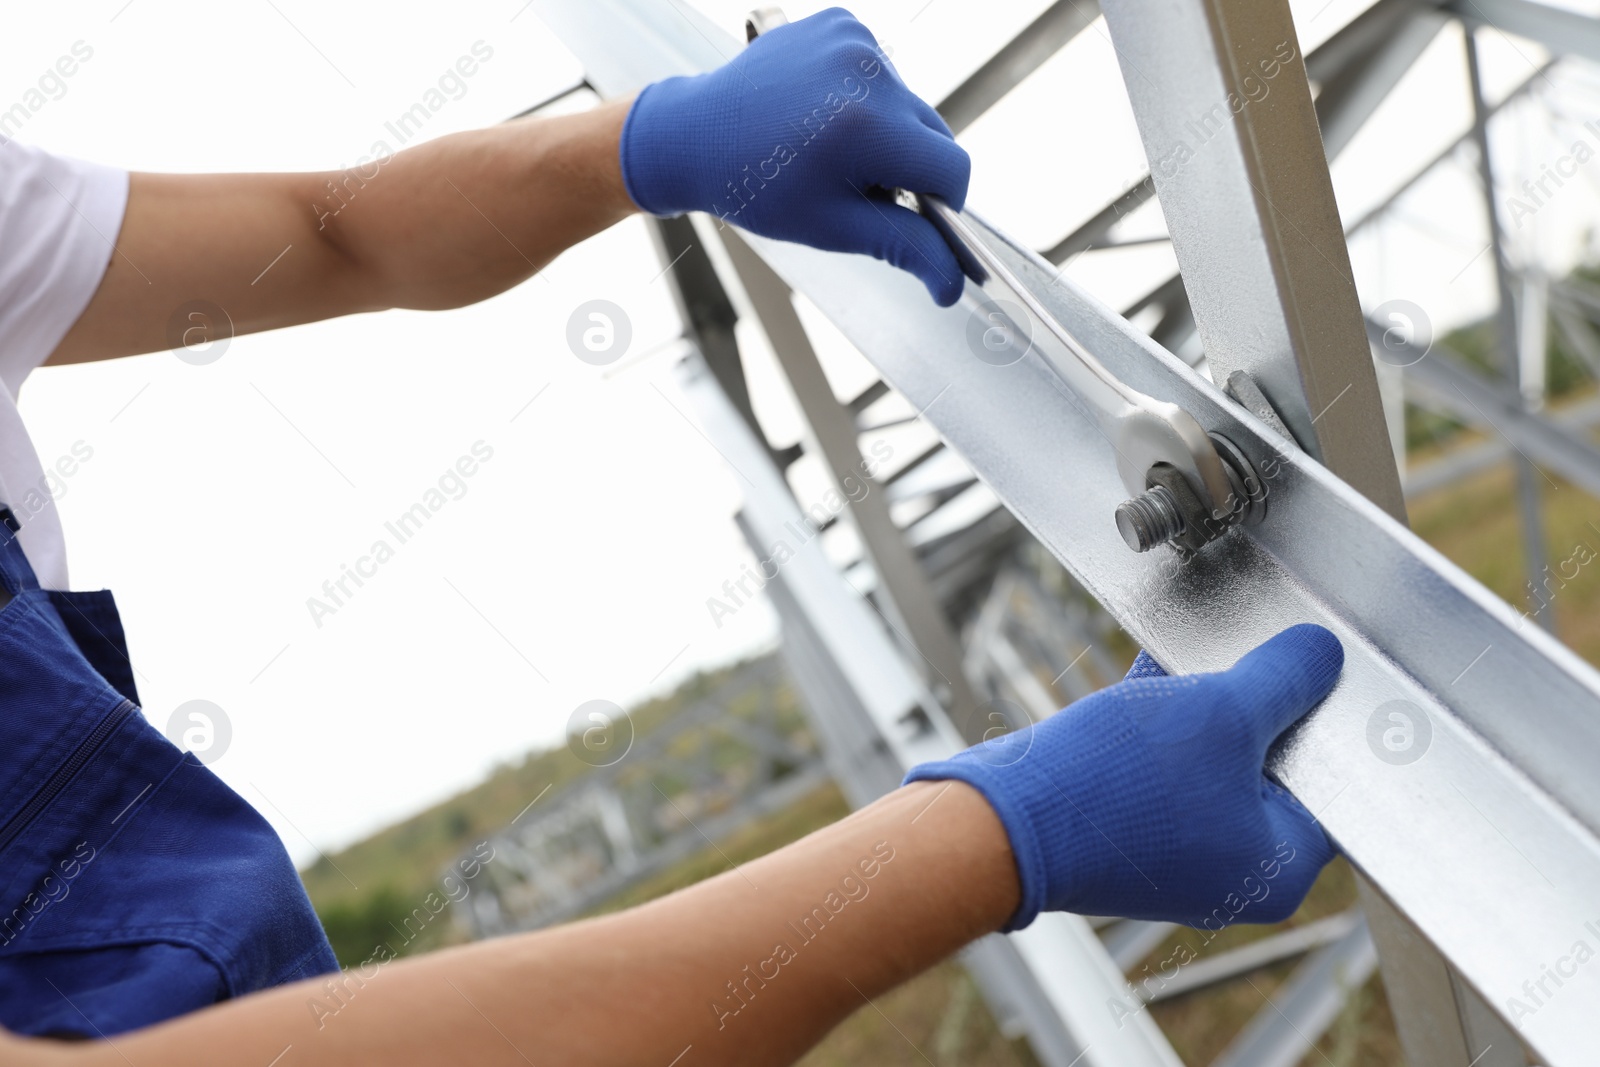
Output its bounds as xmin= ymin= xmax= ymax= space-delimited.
xmin=1 ymin=0 xmax=1587 ymax=863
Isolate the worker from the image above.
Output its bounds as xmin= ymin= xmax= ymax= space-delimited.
xmin=0 ymin=8 xmax=1346 ymax=1064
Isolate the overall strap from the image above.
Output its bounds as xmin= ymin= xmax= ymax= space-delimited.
xmin=0 ymin=506 xmax=38 ymax=596
xmin=0 ymin=504 xmax=138 ymax=704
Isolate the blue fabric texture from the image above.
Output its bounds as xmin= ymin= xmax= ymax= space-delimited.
xmin=906 ymin=625 xmax=1344 ymax=932
xmin=0 ymin=515 xmax=336 ymax=1037
xmin=619 ymin=7 xmax=972 ymax=306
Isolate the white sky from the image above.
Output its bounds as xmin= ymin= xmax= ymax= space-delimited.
xmin=2 ymin=0 xmax=1594 ymax=864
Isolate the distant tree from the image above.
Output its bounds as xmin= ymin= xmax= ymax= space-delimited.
xmin=317 ymin=886 xmax=413 ymax=968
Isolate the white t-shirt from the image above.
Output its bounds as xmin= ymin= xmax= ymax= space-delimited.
xmin=0 ymin=142 xmax=128 ymax=590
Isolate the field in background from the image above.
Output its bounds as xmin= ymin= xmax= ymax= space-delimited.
xmin=299 ymin=667 xmax=750 ymax=962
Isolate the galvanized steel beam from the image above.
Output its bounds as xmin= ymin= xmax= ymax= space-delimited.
xmin=535 ymin=2 xmax=1600 ymax=1061
xmin=1207 ymin=918 xmax=1379 ymax=1067
xmin=1344 ymin=62 xmax=1552 ymax=238
xmin=936 ymin=0 xmax=1102 ymax=135
xmin=1313 ymin=7 xmax=1446 ymax=158
xmin=1464 ymin=29 xmax=1555 ymax=635
xmin=677 ymin=354 xmax=1185 ymax=1067
xmin=1448 ymin=0 xmax=1600 ymax=65
xmin=1381 ymin=324 xmax=1600 ymax=499
xmin=1045 ymin=0 xmax=1445 ymax=265
xmin=1097 ymin=0 xmax=1408 ymax=517
xmin=735 ymin=212 xmax=1600 ymax=1063
xmin=716 ymin=229 xmax=987 ymax=735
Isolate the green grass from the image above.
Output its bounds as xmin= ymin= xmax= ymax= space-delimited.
xmin=1410 ymin=442 xmax=1600 ymax=666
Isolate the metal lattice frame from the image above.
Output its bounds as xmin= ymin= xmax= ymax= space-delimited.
xmin=527 ymin=1 xmax=1600 ymax=1063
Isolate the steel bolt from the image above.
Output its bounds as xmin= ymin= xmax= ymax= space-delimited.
xmin=1115 ymin=485 xmax=1186 ymax=552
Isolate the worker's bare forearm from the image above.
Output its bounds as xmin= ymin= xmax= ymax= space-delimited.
xmin=12 ymin=781 xmax=1016 ymax=1067
xmin=49 ymin=99 xmax=635 ymax=365
xmin=317 ymin=99 xmax=635 ymax=311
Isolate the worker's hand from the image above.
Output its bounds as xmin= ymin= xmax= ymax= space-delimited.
xmin=618 ymin=7 xmax=971 ymax=306
xmin=906 ymin=624 xmax=1344 ymax=931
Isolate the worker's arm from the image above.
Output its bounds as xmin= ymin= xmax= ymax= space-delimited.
xmin=12 ymin=780 xmax=1015 ymax=1067
xmin=48 ymin=100 xmax=636 ymax=366
xmin=50 ymin=9 xmax=971 ymax=366
xmin=5 ymin=625 xmax=1343 ymax=1067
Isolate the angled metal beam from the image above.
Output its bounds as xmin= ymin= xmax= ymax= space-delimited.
xmin=1098 ymin=0 xmax=1407 ymax=517
xmin=1550 ymin=290 xmax=1600 ymax=378
xmin=936 ymin=0 xmax=1102 ymax=135
xmin=648 ymin=217 xmax=765 ymax=447
xmin=1101 ymin=919 xmax=1177 ymax=972
xmin=846 ymin=379 xmax=889 ymax=416
xmin=1207 ymin=919 xmax=1378 ymax=1067
xmin=1304 ymin=0 xmax=1422 ymax=83
xmin=681 ymin=354 xmax=1184 ymax=1067
xmin=883 ymin=441 xmax=946 ymax=487
xmin=1355 ymin=883 xmax=1525 ymax=1067
xmin=918 ymin=504 xmax=1025 ymax=608
xmin=717 ymin=229 xmax=986 ymax=737
xmin=1377 ymin=323 xmax=1600 ymax=498
xmin=1551 ymin=276 xmax=1600 ymax=322
xmin=507 ymin=79 xmax=590 ymax=120
xmin=1402 ymin=396 xmax=1600 ymax=497
xmin=1044 ymin=177 xmax=1156 ymax=264
xmin=744 ymin=513 xmax=911 ymax=807
xmin=1465 ymin=29 xmax=1554 ymax=632
xmin=1314 ymin=7 xmax=1447 ymax=158
xmin=1143 ymin=910 xmax=1363 ymax=1003
xmin=676 ymin=355 xmax=962 ymax=772
xmin=1137 ymin=60 xmax=1554 ymax=352
xmin=1448 ymin=0 xmax=1600 ymax=65
xmin=538 ymin=4 xmax=1600 ymax=1061
xmin=1045 ymin=0 xmax=1445 ymax=265
xmin=735 ymin=207 xmax=1600 ymax=1064
xmin=1345 ymin=61 xmax=1553 ymax=238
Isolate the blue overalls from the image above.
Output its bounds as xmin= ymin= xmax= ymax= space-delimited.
xmin=0 ymin=507 xmax=337 ymax=1036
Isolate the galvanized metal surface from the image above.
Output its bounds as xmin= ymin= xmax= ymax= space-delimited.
xmin=680 ymin=354 xmax=1185 ymax=1067
xmin=533 ymin=0 xmax=1600 ymax=1059
xmin=936 ymin=0 xmax=1102 ymax=135
xmin=1380 ymin=323 xmax=1600 ymax=498
xmin=920 ymin=194 xmax=1236 ymax=513
xmin=1143 ymin=910 xmax=1364 ymax=1002
xmin=675 ymin=354 xmax=963 ymax=771
xmin=1354 ymin=883 xmax=1526 ymax=1067
xmin=739 ymin=212 xmax=1600 ymax=1063
xmin=1448 ymin=0 xmax=1600 ymax=64
xmin=1311 ymin=7 xmax=1445 ymax=158
xmin=1044 ymin=0 xmax=1452 ymax=266
xmin=1098 ymin=0 xmax=1408 ymax=519
xmin=1207 ymin=918 xmax=1379 ymax=1067
xmin=716 ymin=230 xmax=987 ymax=734
xmin=1465 ymin=29 xmax=1555 ymax=638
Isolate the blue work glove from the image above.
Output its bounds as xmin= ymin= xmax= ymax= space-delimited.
xmin=906 ymin=624 xmax=1344 ymax=932
xmin=618 ymin=7 xmax=972 ymax=306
